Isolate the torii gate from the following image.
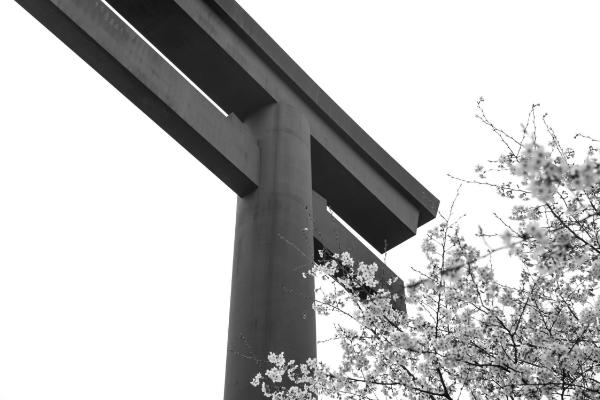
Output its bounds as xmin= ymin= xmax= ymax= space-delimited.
xmin=15 ymin=1 xmax=439 ymax=398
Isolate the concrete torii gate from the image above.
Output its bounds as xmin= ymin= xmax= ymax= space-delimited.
xmin=15 ymin=0 xmax=439 ymax=398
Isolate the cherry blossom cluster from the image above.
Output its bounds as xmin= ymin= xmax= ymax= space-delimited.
xmin=252 ymin=103 xmax=600 ymax=399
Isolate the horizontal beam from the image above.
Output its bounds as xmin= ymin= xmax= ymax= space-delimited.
xmin=209 ymin=0 xmax=438 ymax=223
xmin=104 ymin=0 xmax=439 ymax=251
xmin=312 ymin=192 xmax=405 ymax=311
xmin=15 ymin=0 xmax=260 ymax=197
xmin=311 ymin=139 xmax=418 ymax=251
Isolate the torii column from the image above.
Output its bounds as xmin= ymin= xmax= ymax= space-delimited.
xmin=225 ymin=103 xmax=315 ymax=399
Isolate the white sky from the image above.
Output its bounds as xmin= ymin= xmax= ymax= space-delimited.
xmin=1 ymin=1 xmax=599 ymax=399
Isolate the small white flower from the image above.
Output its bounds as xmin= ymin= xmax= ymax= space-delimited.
xmin=251 ymin=373 xmax=262 ymax=387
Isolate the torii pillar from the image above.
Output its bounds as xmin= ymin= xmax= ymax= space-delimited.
xmin=226 ymin=103 xmax=315 ymax=398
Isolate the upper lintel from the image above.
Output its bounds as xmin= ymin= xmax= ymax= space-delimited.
xmin=206 ymin=0 xmax=440 ymax=225
xmin=104 ymin=0 xmax=439 ymax=251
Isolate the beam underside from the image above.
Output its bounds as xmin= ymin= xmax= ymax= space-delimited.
xmin=199 ymin=0 xmax=439 ymax=223
xmin=207 ymin=0 xmax=438 ymax=219
xmin=312 ymin=192 xmax=405 ymax=311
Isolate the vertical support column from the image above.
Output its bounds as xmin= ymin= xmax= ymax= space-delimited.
xmin=224 ymin=103 xmax=316 ymax=400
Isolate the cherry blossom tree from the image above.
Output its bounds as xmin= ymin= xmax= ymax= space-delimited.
xmin=252 ymin=101 xmax=600 ymax=400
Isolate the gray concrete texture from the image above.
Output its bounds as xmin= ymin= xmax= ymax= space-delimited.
xmin=226 ymin=103 xmax=316 ymax=400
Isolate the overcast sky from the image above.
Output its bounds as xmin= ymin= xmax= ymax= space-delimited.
xmin=1 ymin=1 xmax=599 ymax=399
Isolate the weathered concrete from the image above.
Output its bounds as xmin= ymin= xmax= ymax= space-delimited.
xmin=225 ymin=103 xmax=315 ymax=400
